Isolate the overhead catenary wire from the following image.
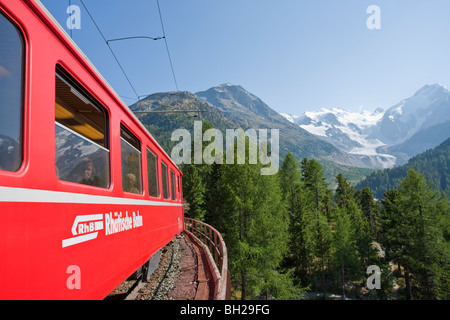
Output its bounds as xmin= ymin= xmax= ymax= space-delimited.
xmin=78 ymin=0 xmax=179 ymax=101
xmin=68 ymin=0 xmax=72 ymax=38
xmin=106 ymin=36 xmax=165 ymax=44
xmin=156 ymin=0 xmax=179 ymax=91
xmin=79 ymin=0 xmax=140 ymax=100
xmin=134 ymin=110 xmax=207 ymax=114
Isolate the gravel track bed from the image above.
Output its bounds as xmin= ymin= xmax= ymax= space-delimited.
xmin=106 ymin=233 xmax=198 ymax=300
xmin=135 ymin=235 xmax=183 ymax=300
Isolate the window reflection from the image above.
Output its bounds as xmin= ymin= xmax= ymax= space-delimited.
xmin=0 ymin=12 xmax=24 ymax=172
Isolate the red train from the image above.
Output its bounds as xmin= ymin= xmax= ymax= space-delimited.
xmin=0 ymin=0 xmax=184 ymax=299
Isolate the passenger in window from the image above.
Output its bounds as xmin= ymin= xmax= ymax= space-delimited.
xmin=124 ymin=173 xmax=139 ymax=194
xmin=64 ymin=157 xmax=99 ymax=186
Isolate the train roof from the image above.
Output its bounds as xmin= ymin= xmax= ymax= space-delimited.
xmin=31 ymin=0 xmax=180 ymax=172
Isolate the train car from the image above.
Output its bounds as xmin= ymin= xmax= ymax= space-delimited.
xmin=0 ymin=0 xmax=184 ymax=299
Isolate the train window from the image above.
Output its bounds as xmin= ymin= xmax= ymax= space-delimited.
xmin=0 ymin=12 xmax=24 ymax=172
xmin=121 ymin=125 xmax=142 ymax=194
xmin=161 ymin=161 xmax=169 ymax=199
xmin=147 ymin=148 xmax=159 ymax=197
xmin=170 ymin=170 xmax=176 ymax=200
xmin=55 ymin=69 xmax=109 ymax=188
xmin=177 ymin=175 xmax=182 ymax=200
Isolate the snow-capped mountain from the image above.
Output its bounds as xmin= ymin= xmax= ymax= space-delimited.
xmin=371 ymin=84 xmax=450 ymax=145
xmin=282 ymin=107 xmax=396 ymax=168
xmin=281 ymin=84 xmax=450 ymax=168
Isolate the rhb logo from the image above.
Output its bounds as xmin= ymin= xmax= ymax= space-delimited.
xmin=62 ymin=214 xmax=104 ymax=248
xmin=62 ymin=211 xmax=143 ymax=248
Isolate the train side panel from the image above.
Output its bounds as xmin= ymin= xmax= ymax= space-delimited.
xmin=0 ymin=0 xmax=184 ymax=299
xmin=0 ymin=199 xmax=183 ymax=299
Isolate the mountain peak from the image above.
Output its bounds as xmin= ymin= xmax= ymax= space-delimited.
xmin=414 ymin=83 xmax=449 ymax=96
xmin=215 ymin=83 xmax=247 ymax=92
xmin=196 ymin=84 xmax=275 ymax=120
xmin=129 ymin=91 xmax=201 ymax=112
xmin=285 ymin=83 xmax=450 ymax=169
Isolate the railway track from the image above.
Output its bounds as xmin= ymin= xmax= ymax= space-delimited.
xmin=106 ymin=218 xmax=230 ymax=300
xmin=106 ymin=233 xmax=203 ymax=300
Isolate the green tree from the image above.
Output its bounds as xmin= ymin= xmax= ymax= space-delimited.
xmin=279 ymin=152 xmax=304 ymax=278
xmin=289 ymin=181 xmax=315 ymax=287
xmin=204 ymin=162 xmax=226 ymax=230
xmin=380 ymin=189 xmax=413 ymax=299
xmin=331 ymin=174 xmax=366 ymax=297
xmin=331 ymin=206 xmax=360 ymax=298
xmin=214 ymin=137 xmax=297 ymax=299
xmin=299 ymin=158 xmax=333 ymax=298
xmin=183 ymin=120 xmax=217 ymax=222
xmin=397 ymin=169 xmax=450 ymax=299
xmin=333 ymin=173 xmax=383 ymax=298
xmin=279 ymin=152 xmax=301 ymax=214
xmin=335 ymin=173 xmax=354 ymax=209
xmin=358 ymin=187 xmax=381 ymax=240
xmin=381 ymin=169 xmax=450 ymax=299
xmin=182 ymin=164 xmax=206 ymax=220
xmin=301 ymin=158 xmax=331 ymax=216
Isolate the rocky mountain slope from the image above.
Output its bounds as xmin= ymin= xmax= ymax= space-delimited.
xmin=130 ymin=85 xmax=374 ymax=184
xmin=195 ymin=84 xmax=372 ymax=169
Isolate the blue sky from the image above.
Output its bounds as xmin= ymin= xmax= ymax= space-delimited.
xmin=41 ymin=0 xmax=450 ymax=115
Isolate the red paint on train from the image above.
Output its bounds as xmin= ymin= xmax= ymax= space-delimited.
xmin=0 ymin=0 xmax=184 ymax=299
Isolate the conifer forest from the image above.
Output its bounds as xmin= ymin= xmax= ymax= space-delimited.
xmin=181 ymin=126 xmax=450 ymax=300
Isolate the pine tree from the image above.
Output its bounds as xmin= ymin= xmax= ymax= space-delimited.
xmin=299 ymin=158 xmax=333 ymax=298
xmin=301 ymin=158 xmax=331 ymax=216
xmin=346 ymin=201 xmax=377 ymax=278
xmin=250 ymin=171 xmax=300 ymax=299
xmin=279 ymin=152 xmax=303 ymax=276
xmin=290 ymin=181 xmax=315 ymax=286
xmin=182 ymin=164 xmax=206 ymax=220
xmin=380 ymin=189 xmax=413 ymax=299
xmin=331 ymin=174 xmax=366 ymax=297
xmin=204 ymin=162 xmax=226 ymax=231
xmin=331 ymin=206 xmax=360 ymax=298
xmin=280 ymin=152 xmax=301 ymax=213
xmin=215 ymin=137 xmax=296 ymax=299
xmin=335 ymin=173 xmax=354 ymax=209
xmin=358 ymin=187 xmax=381 ymax=240
xmin=397 ymin=169 xmax=450 ymax=299
xmin=381 ymin=169 xmax=450 ymax=299
xmin=332 ymin=173 xmax=382 ymax=298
